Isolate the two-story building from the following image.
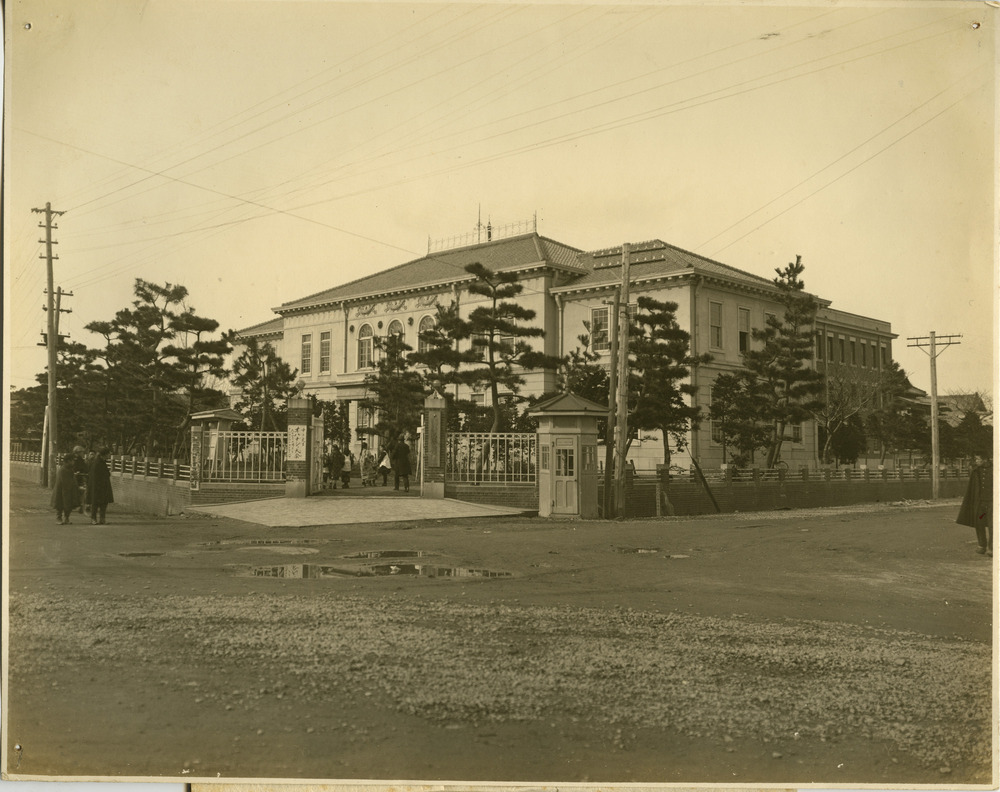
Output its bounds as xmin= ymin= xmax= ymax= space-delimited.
xmin=233 ymin=226 xmax=896 ymax=470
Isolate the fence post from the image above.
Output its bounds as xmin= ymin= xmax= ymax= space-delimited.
xmin=173 ymin=458 xmax=180 ymax=482
xmin=190 ymin=425 xmax=203 ymax=491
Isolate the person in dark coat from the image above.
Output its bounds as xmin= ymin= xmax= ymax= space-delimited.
xmin=391 ymin=435 xmax=411 ymax=492
xmin=327 ymin=445 xmax=345 ymax=490
xmin=72 ymin=446 xmax=89 ymax=514
xmin=51 ymin=454 xmax=81 ymax=524
xmin=86 ymin=447 xmax=115 ymax=525
xmin=957 ymin=457 xmax=992 ymax=556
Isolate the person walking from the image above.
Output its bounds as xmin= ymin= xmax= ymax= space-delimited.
xmin=340 ymin=448 xmax=353 ymax=489
xmin=51 ymin=453 xmax=81 ymax=524
xmin=327 ymin=445 xmax=345 ymax=490
xmin=86 ymin=447 xmax=115 ymax=525
xmin=360 ymin=446 xmax=376 ymax=487
xmin=391 ymin=434 xmax=411 ymax=493
xmin=378 ymin=450 xmax=392 ymax=486
xmin=957 ymin=456 xmax=993 ymax=557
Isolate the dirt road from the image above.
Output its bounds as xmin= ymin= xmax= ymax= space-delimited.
xmin=4 ymin=480 xmax=995 ymax=785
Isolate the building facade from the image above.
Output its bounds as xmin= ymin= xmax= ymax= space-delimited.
xmin=233 ymin=231 xmax=896 ymax=470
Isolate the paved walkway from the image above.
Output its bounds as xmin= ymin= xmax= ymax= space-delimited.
xmin=186 ymin=494 xmax=533 ymax=528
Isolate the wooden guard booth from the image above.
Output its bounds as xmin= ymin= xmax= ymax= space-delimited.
xmin=528 ymin=392 xmax=607 ymax=518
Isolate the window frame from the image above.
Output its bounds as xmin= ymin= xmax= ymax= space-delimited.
xmin=417 ymin=315 xmax=435 ymax=354
xmin=737 ymin=306 xmax=751 ymax=353
xmin=709 ymin=301 xmax=723 ymax=350
xmin=591 ymin=306 xmax=610 ymax=352
xmin=319 ymin=331 xmax=331 ymax=374
xmin=357 ymin=324 xmax=374 ymax=370
xmin=300 ymin=333 xmax=312 ymax=375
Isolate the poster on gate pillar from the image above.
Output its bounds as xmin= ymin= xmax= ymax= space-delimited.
xmin=287 ymin=425 xmax=307 ymax=462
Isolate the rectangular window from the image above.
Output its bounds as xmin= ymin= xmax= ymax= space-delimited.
xmin=815 ymin=334 xmax=823 ymax=360
xmin=881 ymin=346 xmax=888 ymax=367
xmin=827 ymin=336 xmax=834 ymax=361
xmin=471 ymin=393 xmax=486 ymax=407
xmin=711 ymin=421 xmax=724 ymax=444
xmin=709 ymin=301 xmax=723 ymax=349
xmin=591 ymin=307 xmax=610 ymax=352
xmin=738 ymin=307 xmax=750 ymax=353
xmin=790 ymin=423 xmax=803 ymax=443
xmin=301 ymin=334 xmax=312 ymax=375
xmin=861 ymin=343 xmax=867 ymax=368
xmin=320 ymin=331 xmax=331 ymax=373
xmin=839 ymin=338 xmax=846 ymax=363
xmin=850 ymin=340 xmax=857 ymax=365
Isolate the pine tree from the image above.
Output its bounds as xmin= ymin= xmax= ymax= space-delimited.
xmin=424 ymin=264 xmax=561 ymax=432
xmin=229 ymin=337 xmax=298 ymax=430
xmin=708 ymin=371 xmax=772 ymax=467
xmin=359 ymin=333 xmax=426 ymax=448
xmin=627 ymin=296 xmax=712 ymax=467
xmin=741 ymin=256 xmax=825 ymax=468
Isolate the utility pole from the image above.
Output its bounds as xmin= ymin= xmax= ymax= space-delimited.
xmin=603 ymin=289 xmax=620 ymax=518
xmin=32 ymin=203 xmax=65 ymax=487
xmin=613 ymin=243 xmax=631 ymax=517
xmin=907 ymin=331 xmax=961 ymax=499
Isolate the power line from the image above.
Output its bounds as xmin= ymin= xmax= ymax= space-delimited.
xmin=703 ymin=84 xmax=982 ymax=258
xmin=698 ymin=70 xmax=983 ymax=255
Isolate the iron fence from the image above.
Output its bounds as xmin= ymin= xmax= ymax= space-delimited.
xmin=199 ymin=431 xmax=287 ymax=482
xmin=446 ymin=432 xmax=537 ymax=484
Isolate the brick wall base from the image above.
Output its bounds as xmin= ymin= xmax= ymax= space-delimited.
xmin=445 ymin=482 xmax=539 ymax=512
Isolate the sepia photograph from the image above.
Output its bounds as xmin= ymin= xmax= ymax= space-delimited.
xmin=3 ymin=0 xmax=997 ymax=787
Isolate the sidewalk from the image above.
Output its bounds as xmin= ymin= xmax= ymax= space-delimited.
xmin=185 ymin=493 xmax=534 ymax=528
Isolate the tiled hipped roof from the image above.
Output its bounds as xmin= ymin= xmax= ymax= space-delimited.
xmin=237 ymin=233 xmax=813 ymax=336
xmin=556 ymin=240 xmax=777 ymax=294
xmin=277 ymin=234 xmax=584 ymax=313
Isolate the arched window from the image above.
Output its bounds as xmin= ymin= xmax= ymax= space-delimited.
xmin=358 ymin=324 xmax=374 ymax=369
xmin=418 ymin=315 xmax=435 ymax=353
xmin=387 ymin=319 xmax=404 ymax=340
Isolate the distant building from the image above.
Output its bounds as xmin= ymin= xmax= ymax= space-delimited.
xmin=233 ymin=227 xmax=896 ymax=469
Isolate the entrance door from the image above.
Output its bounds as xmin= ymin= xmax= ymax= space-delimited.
xmin=553 ymin=437 xmax=579 ymax=515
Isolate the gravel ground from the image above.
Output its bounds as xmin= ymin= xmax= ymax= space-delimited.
xmin=4 ymin=480 xmax=996 ymax=784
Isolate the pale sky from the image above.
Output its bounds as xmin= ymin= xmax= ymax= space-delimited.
xmin=3 ymin=0 xmax=996 ymax=405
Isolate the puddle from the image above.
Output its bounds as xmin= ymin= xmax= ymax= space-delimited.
xmin=197 ymin=538 xmax=322 ymax=547
xmin=236 ymin=546 xmax=319 ymax=555
xmin=344 ymin=550 xmax=424 ymax=559
xmin=233 ymin=563 xmax=511 ymax=579
xmin=614 ymin=546 xmax=660 ymax=554
xmin=367 ymin=564 xmax=510 ymax=578
xmin=118 ymin=552 xmax=164 ymax=557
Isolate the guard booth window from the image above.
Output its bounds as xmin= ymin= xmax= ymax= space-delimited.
xmin=556 ymin=447 xmax=575 ymax=477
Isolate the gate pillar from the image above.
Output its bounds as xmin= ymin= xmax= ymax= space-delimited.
xmin=421 ymin=391 xmax=447 ymax=499
xmin=285 ymin=396 xmax=313 ymax=498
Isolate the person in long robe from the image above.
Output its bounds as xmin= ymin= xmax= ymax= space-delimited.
xmin=51 ymin=454 xmax=81 ymax=525
xmin=86 ymin=447 xmax=115 ymax=525
xmin=957 ymin=457 xmax=992 ymax=557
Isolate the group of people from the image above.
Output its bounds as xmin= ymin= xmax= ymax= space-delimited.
xmin=324 ymin=436 xmax=412 ymax=492
xmin=51 ymin=446 xmax=115 ymax=525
